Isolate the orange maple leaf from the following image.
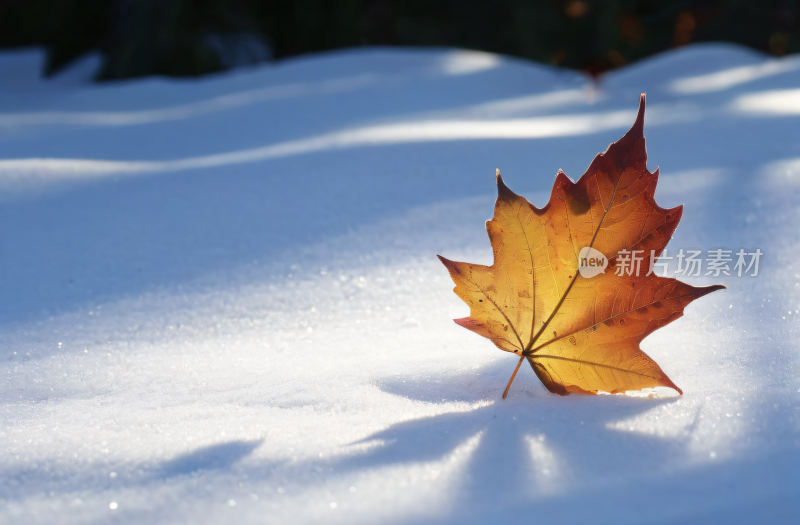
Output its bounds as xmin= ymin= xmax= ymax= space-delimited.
xmin=438 ymin=94 xmax=724 ymax=398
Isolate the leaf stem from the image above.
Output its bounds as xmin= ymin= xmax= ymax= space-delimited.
xmin=503 ymin=356 xmax=525 ymax=399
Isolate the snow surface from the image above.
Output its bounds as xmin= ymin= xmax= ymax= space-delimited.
xmin=2 ymin=44 xmax=800 ymax=524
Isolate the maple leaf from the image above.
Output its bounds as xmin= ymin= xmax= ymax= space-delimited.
xmin=438 ymin=94 xmax=724 ymax=398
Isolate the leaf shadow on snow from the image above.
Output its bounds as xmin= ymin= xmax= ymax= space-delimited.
xmin=363 ymin=366 xmax=687 ymax=473
xmin=257 ymin=360 xmax=703 ymax=508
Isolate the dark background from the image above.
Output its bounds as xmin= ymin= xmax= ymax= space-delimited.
xmin=0 ymin=0 xmax=798 ymax=81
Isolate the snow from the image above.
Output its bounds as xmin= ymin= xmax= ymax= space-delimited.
xmin=1 ymin=43 xmax=799 ymax=523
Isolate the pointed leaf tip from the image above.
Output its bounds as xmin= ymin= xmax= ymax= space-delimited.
xmin=634 ymin=93 xmax=646 ymax=132
xmin=495 ymin=170 xmax=516 ymax=200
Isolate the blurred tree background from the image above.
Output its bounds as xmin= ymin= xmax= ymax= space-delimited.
xmin=0 ymin=0 xmax=797 ymax=81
